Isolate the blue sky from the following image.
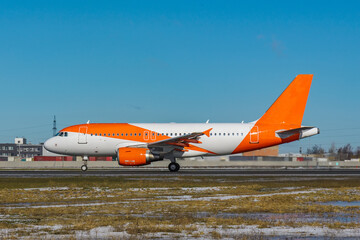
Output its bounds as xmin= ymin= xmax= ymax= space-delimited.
xmin=0 ymin=0 xmax=359 ymax=153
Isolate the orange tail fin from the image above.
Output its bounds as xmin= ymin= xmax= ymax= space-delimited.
xmin=258 ymin=74 xmax=313 ymax=127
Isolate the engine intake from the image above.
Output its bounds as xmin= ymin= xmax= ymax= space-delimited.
xmin=117 ymin=147 xmax=163 ymax=166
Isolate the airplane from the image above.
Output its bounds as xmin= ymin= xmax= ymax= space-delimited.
xmin=44 ymin=74 xmax=319 ymax=172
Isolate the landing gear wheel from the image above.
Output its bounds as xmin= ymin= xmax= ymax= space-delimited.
xmin=168 ymin=162 xmax=180 ymax=172
xmin=81 ymin=165 xmax=88 ymax=172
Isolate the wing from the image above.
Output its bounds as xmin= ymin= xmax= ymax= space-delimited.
xmin=148 ymin=128 xmax=212 ymax=148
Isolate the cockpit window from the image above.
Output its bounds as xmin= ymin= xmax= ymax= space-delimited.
xmin=59 ymin=132 xmax=64 ymax=136
xmin=55 ymin=132 xmax=60 ymax=136
xmin=64 ymin=132 xmax=68 ymax=137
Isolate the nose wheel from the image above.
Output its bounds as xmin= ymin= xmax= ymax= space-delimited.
xmin=81 ymin=156 xmax=88 ymax=172
xmin=81 ymin=165 xmax=88 ymax=172
xmin=168 ymin=162 xmax=180 ymax=172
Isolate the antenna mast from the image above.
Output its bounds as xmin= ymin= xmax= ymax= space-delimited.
xmin=53 ymin=115 xmax=57 ymax=136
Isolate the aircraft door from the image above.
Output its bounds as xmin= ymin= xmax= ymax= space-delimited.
xmin=78 ymin=126 xmax=88 ymax=144
xmin=144 ymin=131 xmax=149 ymax=141
xmin=250 ymin=126 xmax=259 ymax=144
xmin=150 ymin=131 xmax=156 ymax=141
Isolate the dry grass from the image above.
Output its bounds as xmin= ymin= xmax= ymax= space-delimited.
xmin=0 ymin=176 xmax=359 ymax=239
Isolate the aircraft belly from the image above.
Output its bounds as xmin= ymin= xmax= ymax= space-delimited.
xmin=201 ymin=138 xmax=244 ymax=155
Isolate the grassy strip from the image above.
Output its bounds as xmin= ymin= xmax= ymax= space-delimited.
xmin=0 ymin=176 xmax=359 ymax=239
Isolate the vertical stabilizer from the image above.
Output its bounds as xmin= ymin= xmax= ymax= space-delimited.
xmin=231 ymin=74 xmax=314 ymax=154
xmin=258 ymin=74 xmax=313 ymax=127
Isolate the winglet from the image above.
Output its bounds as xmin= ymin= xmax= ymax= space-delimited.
xmin=203 ymin=128 xmax=213 ymax=137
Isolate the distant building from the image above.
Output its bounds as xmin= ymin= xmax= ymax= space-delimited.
xmin=242 ymin=146 xmax=279 ymax=157
xmin=0 ymin=144 xmax=17 ymax=157
xmin=15 ymin=137 xmax=27 ymax=144
xmin=0 ymin=138 xmax=43 ymax=158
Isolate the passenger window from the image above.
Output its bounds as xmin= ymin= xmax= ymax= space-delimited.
xmin=126 ymin=133 xmax=128 ymax=136
xmin=241 ymin=133 xmax=243 ymax=136
xmin=214 ymin=133 xmax=216 ymax=136
xmin=95 ymin=134 xmax=97 ymax=136
xmin=139 ymin=133 xmax=141 ymax=136
xmin=99 ymin=134 xmax=102 ymax=136
xmin=170 ymin=133 xmax=173 ymax=136
xmin=117 ymin=133 xmax=119 ymax=136
xmin=113 ymin=133 xmax=115 ymax=136
xmin=175 ymin=133 xmax=177 ymax=136
xmin=134 ymin=133 xmax=137 ymax=136
xmin=121 ymin=133 xmax=124 ymax=136
xmin=130 ymin=133 xmax=132 ymax=136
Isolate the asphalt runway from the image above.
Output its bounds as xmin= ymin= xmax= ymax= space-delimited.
xmin=0 ymin=169 xmax=360 ymax=177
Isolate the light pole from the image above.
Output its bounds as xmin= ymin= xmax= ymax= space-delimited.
xmin=17 ymin=142 xmax=21 ymax=159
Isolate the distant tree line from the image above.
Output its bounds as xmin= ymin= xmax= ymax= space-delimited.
xmin=306 ymin=143 xmax=360 ymax=160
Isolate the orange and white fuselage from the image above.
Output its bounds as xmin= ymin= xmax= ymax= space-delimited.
xmin=44 ymin=74 xmax=319 ymax=171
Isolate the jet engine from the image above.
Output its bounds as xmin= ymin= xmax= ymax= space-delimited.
xmin=117 ymin=147 xmax=163 ymax=166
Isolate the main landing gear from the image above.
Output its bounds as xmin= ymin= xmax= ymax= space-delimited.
xmin=168 ymin=162 xmax=180 ymax=172
xmin=81 ymin=156 xmax=88 ymax=172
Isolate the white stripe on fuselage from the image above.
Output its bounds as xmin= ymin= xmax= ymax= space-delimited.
xmin=134 ymin=123 xmax=253 ymax=155
xmin=48 ymin=123 xmax=255 ymax=157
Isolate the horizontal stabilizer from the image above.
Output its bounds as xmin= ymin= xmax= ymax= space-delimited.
xmin=276 ymin=127 xmax=319 ymax=139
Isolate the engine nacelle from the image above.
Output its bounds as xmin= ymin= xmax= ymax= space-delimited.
xmin=117 ymin=147 xmax=163 ymax=166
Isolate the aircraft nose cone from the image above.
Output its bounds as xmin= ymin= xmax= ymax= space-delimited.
xmin=44 ymin=138 xmax=54 ymax=152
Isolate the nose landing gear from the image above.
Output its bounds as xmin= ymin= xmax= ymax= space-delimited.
xmin=81 ymin=164 xmax=88 ymax=171
xmin=81 ymin=156 xmax=88 ymax=172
